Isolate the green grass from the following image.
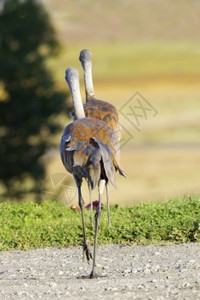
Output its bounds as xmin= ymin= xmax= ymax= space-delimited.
xmin=0 ymin=197 xmax=199 ymax=251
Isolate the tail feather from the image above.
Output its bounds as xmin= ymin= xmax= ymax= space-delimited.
xmin=90 ymin=137 xmax=117 ymax=188
xmin=113 ymin=159 xmax=127 ymax=178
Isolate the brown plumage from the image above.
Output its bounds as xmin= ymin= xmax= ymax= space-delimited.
xmin=60 ymin=118 xmax=124 ymax=189
xmin=60 ymin=67 xmax=125 ymax=278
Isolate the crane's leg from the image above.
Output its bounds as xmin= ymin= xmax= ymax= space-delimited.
xmin=88 ymin=182 xmax=94 ymax=230
xmin=105 ymin=183 xmax=111 ymax=227
xmin=90 ymin=180 xmax=105 ymax=278
xmin=76 ymin=179 xmax=92 ymax=263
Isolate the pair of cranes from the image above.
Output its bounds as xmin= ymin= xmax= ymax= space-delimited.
xmin=60 ymin=49 xmax=126 ymax=278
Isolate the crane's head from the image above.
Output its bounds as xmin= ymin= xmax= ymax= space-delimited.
xmin=65 ymin=67 xmax=79 ymax=85
xmin=79 ymin=49 xmax=92 ymax=65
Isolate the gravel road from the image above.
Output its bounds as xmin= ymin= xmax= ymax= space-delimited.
xmin=1 ymin=243 xmax=200 ymax=299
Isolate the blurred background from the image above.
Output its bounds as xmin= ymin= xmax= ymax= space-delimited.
xmin=0 ymin=0 xmax=200 ymax=205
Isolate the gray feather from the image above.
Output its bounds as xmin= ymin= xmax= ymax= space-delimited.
xmin=90 ymin=137 xmax=116 ymax=188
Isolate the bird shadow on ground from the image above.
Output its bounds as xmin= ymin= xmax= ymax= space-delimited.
xmin=77 ymin=273 xmax=108 ymax=280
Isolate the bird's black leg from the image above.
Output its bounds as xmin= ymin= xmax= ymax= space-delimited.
xmin=105 ymin=183 xmax=111 ymax=227
xmin=90 ymin=180 xmax=104 ymax=278
xmin=88 ymin=182 xmax=94 ymax=230
xmin=76 ymin=183 xmax=92 ymax=263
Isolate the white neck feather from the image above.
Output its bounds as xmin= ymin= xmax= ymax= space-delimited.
xmin=82 ymin=60 xmax=95 ymax=100
xmin=65 ymin=68 xmax=85 ymax=120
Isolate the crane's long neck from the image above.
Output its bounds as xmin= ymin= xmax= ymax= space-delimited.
xmin=65 ymin=68 xmax=85 ymax=120
xmin=82 ymin=60 xmax=95 ymax=101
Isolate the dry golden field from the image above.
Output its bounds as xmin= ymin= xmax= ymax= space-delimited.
xmin=37 ymin=1 xmax=200 ymax=205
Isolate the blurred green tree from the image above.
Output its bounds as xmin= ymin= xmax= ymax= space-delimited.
xmin=0 ymin=0 xmax=68 ymax=201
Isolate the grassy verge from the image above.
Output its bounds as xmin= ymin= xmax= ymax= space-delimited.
xmin=0 ymin=197 xmax=199 ymax=251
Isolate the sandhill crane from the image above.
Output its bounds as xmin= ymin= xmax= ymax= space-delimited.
xmin=79 ymin=49 xmax=123 ymax=227
xmin=60 ymin=67 xmax=125 ymax=278
xmin=79 ymin=49 xmax=121 ymax=152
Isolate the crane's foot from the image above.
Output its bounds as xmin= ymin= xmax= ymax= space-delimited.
xmin=83 ymin=241 xmax=92 ymax=263
xmin=89 ymin=270 xmax=98 ymax=278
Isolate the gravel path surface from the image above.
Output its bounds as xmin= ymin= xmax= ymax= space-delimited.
xmin=1 ymin=243 xmax=200 ymax=299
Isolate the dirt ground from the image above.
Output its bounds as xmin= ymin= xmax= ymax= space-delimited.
xmin=1 ymin=243 xmax=200 ymax=299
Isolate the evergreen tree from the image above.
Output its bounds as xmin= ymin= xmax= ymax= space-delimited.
xmin=0 ymin=0 xmax=68 ymax=201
